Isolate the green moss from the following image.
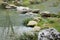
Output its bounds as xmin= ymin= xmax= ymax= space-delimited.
xmin=22 ymin=0 xmax=30 ymax=6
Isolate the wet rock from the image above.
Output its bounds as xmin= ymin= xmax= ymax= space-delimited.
xmin=40 ymin=11 xmax=51 ymax=17
xmin=1 ymin=2 xmax=16 ymax=9
xmin=27 ymin=20 xmax=37 ymax=27
xmin=32 ymin=9 xmax=40 ymax=13
xmin=16 ymin=6 xmax=31 ymax=14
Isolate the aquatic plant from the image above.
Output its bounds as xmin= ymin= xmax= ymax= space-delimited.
xmin=23 ymin=18 xmax=33 ymax=26
xmin=17 ymin=32 xmax=38 ymax=40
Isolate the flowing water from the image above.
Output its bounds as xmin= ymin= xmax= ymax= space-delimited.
xmin=0 ymin=9 xmax=38 ymax=40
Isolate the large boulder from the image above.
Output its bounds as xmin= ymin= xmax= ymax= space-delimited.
xmin=38 ymin=28 xmax=60 ymax=40
xmin=27 ymin=20 xmax=37 ymax=27
xmin=16 ymin=6 xmax=31 ymax=14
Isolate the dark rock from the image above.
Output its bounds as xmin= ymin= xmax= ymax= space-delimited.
xmin=40 ymin=11 xmax=51 ymax=17
xmin=40 ymin=13 xmax=51 ymax=17
xmin=32 ymin=9 xmax=40 ymax=13
xmin=27 ymin=25 xmax=35 ymax=27
xmin=1 ymin=2 xmax=8 ymax=9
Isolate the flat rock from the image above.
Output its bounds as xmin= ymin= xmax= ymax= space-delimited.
xmin=27 ymin=20 xmax=37 ymax=27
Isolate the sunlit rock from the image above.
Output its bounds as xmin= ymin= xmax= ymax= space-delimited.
xmin=16 ymin=6 xmax=31 ymax=14
xmin=29 ymin=0 xmax=35 ymax=4
xmin=27 ymin=20 xmax=37 ymax=27
xmin=5 ymin=5 xmax=11 ymax=9
xmin=33 ymin=26 xmax=41 ymax=32
xmin=5 ymin=4 xmax=16 ymax=9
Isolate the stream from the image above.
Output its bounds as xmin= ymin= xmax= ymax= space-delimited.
xmin=0 ymin=12 xmax=38 ymax=40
